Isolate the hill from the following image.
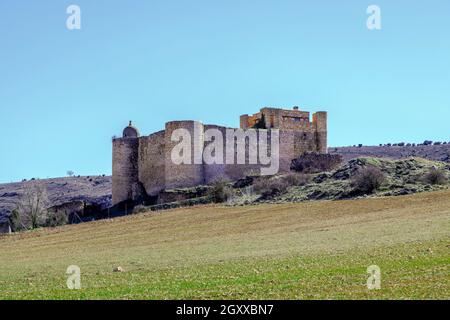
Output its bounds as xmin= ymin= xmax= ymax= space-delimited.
xmin=0 ymin=190 xmax=448 ymax=299
xmin=227 ymin=157 xmax=449 ymax=206
xmin=330 ymin=144 xmax=450 ymax=163
xmin=0 ymin=176 xmax=111 ymax=224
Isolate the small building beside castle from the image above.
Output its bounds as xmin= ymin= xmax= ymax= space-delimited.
xmin=112 ymin=106 xmax=327 ymax=205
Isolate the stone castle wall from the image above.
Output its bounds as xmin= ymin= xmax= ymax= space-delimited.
xmin=112 ymin=107 xmax=327 ymax=205
xmin=202 ymin=124 xmax=228 ymax=183
xmin=164 ymin=121 xmax=205 ymax=190
xmin=138 ymin=130 xmax=165 ymax=196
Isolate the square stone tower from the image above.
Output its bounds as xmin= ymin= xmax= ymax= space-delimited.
xmin=240 ymin=106 xmax=327 ymax=153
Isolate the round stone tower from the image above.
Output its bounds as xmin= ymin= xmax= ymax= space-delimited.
xmin=112 ymin=121 xmax=140 ymax=205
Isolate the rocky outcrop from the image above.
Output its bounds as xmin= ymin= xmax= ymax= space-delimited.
xmin=229 ymin=157 xmax=450 ymax=205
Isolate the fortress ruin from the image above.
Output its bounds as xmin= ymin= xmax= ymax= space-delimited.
xmin=112 ymin=106 xmax=327 ymax=205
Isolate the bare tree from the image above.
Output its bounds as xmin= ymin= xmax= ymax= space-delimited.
xmin=12 ymin=181 xmax=49 ymax=230
xmin=67 ymin=170 xmax=75 ymax=177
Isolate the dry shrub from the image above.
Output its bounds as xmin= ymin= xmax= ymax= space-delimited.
xmin=423 ymin=168 xmax=447 ymax=185
xmin=253 ymin=178 xmax=290 ymax=198
xmin=207 ymin=177 xmax=232 ymax=203
xmin=351 ymin=166 xmax=386 ymax=194
xmin=45 ymin=211 xmax=68 ymax=227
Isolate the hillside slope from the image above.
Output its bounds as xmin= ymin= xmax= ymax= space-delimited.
xmin=331 ymin=144 xmax=450 ymax=163
xmin=0 ymin=176 xmax=112 ymax=222
xmin=0 ymin=190 xmax=449 ymax=299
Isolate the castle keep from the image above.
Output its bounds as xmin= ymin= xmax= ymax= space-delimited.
xmin=112 ymin=106 xmax=327 ymax=205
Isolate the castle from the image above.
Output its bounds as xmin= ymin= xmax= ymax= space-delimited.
xmin=112 ymin=106 xmax=327 ymax=205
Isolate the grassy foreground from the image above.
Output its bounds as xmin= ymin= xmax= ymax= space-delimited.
xmin=0 ymin=190 xmax=449 ymax=299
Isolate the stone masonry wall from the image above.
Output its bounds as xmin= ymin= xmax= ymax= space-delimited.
xmin=202 ymin=124 xmax=228 ymax=183
xmin=164 ymin=121 xmax=205 ymax=190
xmin=138 ymin=131 xmax=166 ymax=196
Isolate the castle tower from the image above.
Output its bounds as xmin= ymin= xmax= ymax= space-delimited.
xmin=312 ymin=112 xmax=327 ymax=153
xmin=164 ymin=121 xmax=204 ymax=189
xmin=112 ymin=121 xmax=140 ymax=205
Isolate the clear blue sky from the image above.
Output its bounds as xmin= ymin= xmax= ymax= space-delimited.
xmin=0 ymin=0 xmax=449 ymax=182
